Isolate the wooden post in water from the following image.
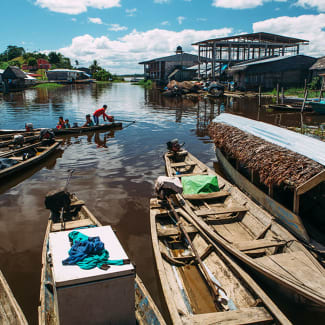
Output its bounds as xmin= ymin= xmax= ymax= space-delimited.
xmin=276 ymin=83 xmax=279 ymax=104
xmin=258 ymin=85 xmax=261 ymax=107
xmin=301 ymin=88 xmax=308 ymax=113
xmin=281 ymin=87 xmax=284 ymax=104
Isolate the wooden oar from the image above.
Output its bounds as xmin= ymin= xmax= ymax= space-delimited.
xmin=165 ymin=196 xmax=226 ymax=311
xmin=113 ymin=119 xmax=136 ymax=123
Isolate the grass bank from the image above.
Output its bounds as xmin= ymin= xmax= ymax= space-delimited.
xmin=34 ymin=83 xmax=64 ymax=89
xmin=263 ymin=88 xmax=321 ymax=98
xmin=134 ymin=79 xmax=153 ymax=88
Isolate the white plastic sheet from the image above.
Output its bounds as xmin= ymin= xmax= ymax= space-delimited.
xmin=213 ymin=113 xmax=325 ymax=166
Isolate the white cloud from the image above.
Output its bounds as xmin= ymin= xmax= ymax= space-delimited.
xmin=197 ymin=17 xmax=207 ymax=21
xmin=88 ymin=17 xmax=103 ymax=24
xmin=161 ymin=21 xmax=170 ymax=25
xmin=126 ymin=8 xmax=137 ymax=16
xmin=35 ymin=0 xmax=121 ymax=15
xmin=71 ymin=18 xmax=77 ymax=22
xmin=212 ymin=0 xmax=287 ymax=9
xmin=253 ymin=14 xmax=325 ymax=57
xmin=296 ymin=0 xmax=325 ymax=12
xmin=56 ymin=27 xmax=232 ymax=74
xmin=154 ymin=0 xmax=170 ymax=3
xmin=177 ymin=16 xmax=185 ymax=24
xmin=108 ymin=24 xmax=128 ymax=31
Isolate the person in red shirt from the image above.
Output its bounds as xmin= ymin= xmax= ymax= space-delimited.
xmin=93 ymin=105 xmax=113 ymax=125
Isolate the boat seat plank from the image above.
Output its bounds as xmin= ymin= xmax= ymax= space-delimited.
xmin=234 ymin=239 xmax=287 ymax=252
xmin=183 ymin=190 xmax=229 ymax=200
xmin=183 ymin=307 xmax=273 ymax=325
xmin=157 ymin=225 xmax=198 ymax=237
xmin=195 ymin=206 xmax=248 ymax=216
xmin=256 ymin=251 xmax=325 ymax=292
xmin=8 ymin=156 xmax=23 ymax=161
xmin=70 ymin=200 xmax=85 ymax=208
xmin=51 ymin=219 xmax=93 ymax=232
xmin=170 ymin=162 xmax=196 ymax=168
xmin=174 ymin=172 xmax=208 ymax=178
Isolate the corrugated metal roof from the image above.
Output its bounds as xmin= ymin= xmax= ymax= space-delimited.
xmin=213 ymin=113 xmax=325 ymax=166
xmin=310 ymin=57 xmax=325 ymax=70
xmin=139 ymin=53 xmax=209 ymax=64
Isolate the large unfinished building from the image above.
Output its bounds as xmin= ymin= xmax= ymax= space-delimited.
xmin=192 ymin=32 xmax=309 ymax=80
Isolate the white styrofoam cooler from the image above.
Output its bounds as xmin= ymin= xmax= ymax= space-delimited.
xmin=49 ymin=225 xmax=136 ymax=324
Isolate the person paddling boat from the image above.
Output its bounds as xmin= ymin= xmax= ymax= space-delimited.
xmin=93 ymin=105 xmax=114 ymax=125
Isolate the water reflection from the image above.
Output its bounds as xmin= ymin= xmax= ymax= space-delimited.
xmin=0 ymin=84 xmax=323 ymax=324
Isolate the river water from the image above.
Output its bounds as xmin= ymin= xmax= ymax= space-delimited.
xmin=0 ymin=83 xmax=324 ymax=324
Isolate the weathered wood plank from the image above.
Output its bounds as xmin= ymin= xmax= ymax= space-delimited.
xmin=234 ymin=239 xmax=286 ymax=252
xmin=183 ymin=190 xmax=229 ymax=200
xmin=51 ymin=219 xmax=93 ymax=232
xmin=174 ymin=172 xmax=208 ymax=178
xmin=296 ymin=170 xmax=325 ymax=195
xmin=157 ymin=225 xmax=198 ymax=237
xmin=195 ymin=206 xmax=248 ymax=216
xmin=170 ymin=162 xmax=197 ymax=168
xmin=183 ymin=307 xmax=273 ymax=325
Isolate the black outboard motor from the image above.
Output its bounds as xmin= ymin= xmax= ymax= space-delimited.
xmin=39 ymin=129 xmax=55 ymax=145
xmin=166 ymin=138 xmax=184 ymax=153
xmin=45 ymin=189 xmax=71 ymax=223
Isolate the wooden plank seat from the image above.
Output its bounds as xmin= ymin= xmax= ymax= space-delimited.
xmin=170 ymin=162 xmax=196 ymax=168
xmin=174 ymin=172 xmax=208 ymax=178
xmin=51 ymin=218 xmax=93 ymax=232
xmin=195 ymin=206 xmax=248 ymax=216
xmin=183 ymin=307 xmax=273 ymax=325
xmin=234 ymin=239 xmax=287 ymax=252
xmin=8 ymin=156 xmax=24 ymax=161
xmin=183 ymin=190 xmax=229 ymax=200
xmin=157 ymin=225 xmax=198 ymax=237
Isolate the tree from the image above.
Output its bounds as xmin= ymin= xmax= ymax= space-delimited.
xmin=5 ymin=45 xmax=25 ymax=61
xmin=27 ymin=57 xmax=37 ymax=68
xmin=93 ymin=69 xmax=112 ymax=81
xmin=48 ymin=51 xmax=60 ymax=64
xmin=89 ymin=60 xmax=101 ymax=74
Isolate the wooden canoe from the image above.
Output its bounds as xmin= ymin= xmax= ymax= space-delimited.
xmin=52 ymin=123 xmax=122 ymax=135
xmin=0 ymin=133 xmax=40 ymax=150
xmin=0 ymin=140 xmax=62 ymax=180
xmin=39 ymin=193 xmax=166 ymax=325
xmin=164 ymin=150 xmax=325 ymax=308
xmin=150 ymin=198 xmax=290 ymax=325
xmin=0 ymin=123 xmax=123 ymax=137
xmin=0 ymin=269 xmax=28 ymax=325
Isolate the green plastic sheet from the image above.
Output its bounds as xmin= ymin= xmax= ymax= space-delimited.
xmin=181 ymin=175 xmax=219 ymax=195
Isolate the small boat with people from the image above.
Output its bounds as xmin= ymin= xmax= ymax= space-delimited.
xmin=39 ymin=187 xmax=166 ymax=325
xmin=53 ymin=122 xmax=122 ymax=135
xmin=150 ymin=194 xmax=290 ymax=325
xmin=0 ymin=269 xmax=28 ymax=324
xmin=164 ymin=142 xmax=325 ymax=309
xmin=0 ymin=130 xmax=61 ymax=181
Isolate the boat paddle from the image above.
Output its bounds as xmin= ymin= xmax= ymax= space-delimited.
xmin=113 ymin=119 xmax=136 ymax=123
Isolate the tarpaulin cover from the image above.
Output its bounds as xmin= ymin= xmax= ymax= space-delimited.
xmin=182 ymin=175 xmax=219 ymax=195
xmin=213 ymin=113 xmax=325 ymax=166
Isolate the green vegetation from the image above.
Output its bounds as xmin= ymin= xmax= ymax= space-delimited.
xmin=135 ymin=79 xmax=152 ymax=88
xmin=264 ymin=87 xmax=322 ymax=98
xmin=34 ymin=83 xmax=64 ymax=89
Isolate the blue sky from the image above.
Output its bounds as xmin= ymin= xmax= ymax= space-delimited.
xmin=0 ymin=0 xmax=324 ymax=73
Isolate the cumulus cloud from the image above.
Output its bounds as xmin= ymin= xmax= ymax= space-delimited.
xmin=108 ymin=24 xmax=128 ymax=31
xmin=56 ymin=27 xmax=232 ymax=74
xmin=154 ymin=0 xmax=170 ymax=3
xmin=212 ymin=0 xmax=287 ymax=9
xmin=161 ymin=21 xmax=170 ymax=25
xmin=177 ymin=16 xmax=185 ymax=24
xmin=296 ymin=0 xmax=325 ymax=12
xmin=253 ymin=14 xmax=325 ymax=57
xmin=35 ymin=0 xmax=121 ymax=15
xmin=88 ymin=17 xmax=103 ymax=24
xmin=126 ymin=8 xmax=137 ymax=16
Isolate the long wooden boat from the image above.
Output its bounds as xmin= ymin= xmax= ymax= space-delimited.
xmin=0 ymin=269 xmax=28 ymax=324
xmin=150 ymin=198 xmax=290 ymax=324
xmin=0 ymin=140 xmax=62 ymax=180
xmin=39 ymin=193 xmax=166 ymax=325
xmin=0 ymin=132 xmax=40 ymax=149
xmin=0 ymin=123 xmax=122 ymax=136
xmin=164 ymin=150 xmax=325 ymax=308
xmin=310 ymin=100 xmax=325 ymax=115
xmin=53 ymin=122 xmax=122 ymax=135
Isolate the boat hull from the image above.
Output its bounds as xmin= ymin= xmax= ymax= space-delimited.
xmin=310 ymin=101 xmax=325 ymax=115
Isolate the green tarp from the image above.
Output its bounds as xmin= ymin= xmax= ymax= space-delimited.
xmin=181 ymin=175 xmax=219 ymax=195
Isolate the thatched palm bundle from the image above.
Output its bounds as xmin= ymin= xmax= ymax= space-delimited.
xmin=209 ymin=122 xmax=324 ymax=188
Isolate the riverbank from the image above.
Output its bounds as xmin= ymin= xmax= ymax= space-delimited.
xmin=34 ymin=83 xmax=64 ymax=89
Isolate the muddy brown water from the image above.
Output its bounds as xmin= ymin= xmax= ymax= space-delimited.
xmin=0 ymin=84 xmax=324 ymax=324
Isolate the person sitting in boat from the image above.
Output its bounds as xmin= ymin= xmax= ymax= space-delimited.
xmin=83 ymin=114 xmax=94 ymax=127
xmin=56 ymin=116 xmax=65 ymax=129
xmin=93 ymin=105 xmax=114 ymax=125
xmin=65 ymin=119 xmax=71 ymax=128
